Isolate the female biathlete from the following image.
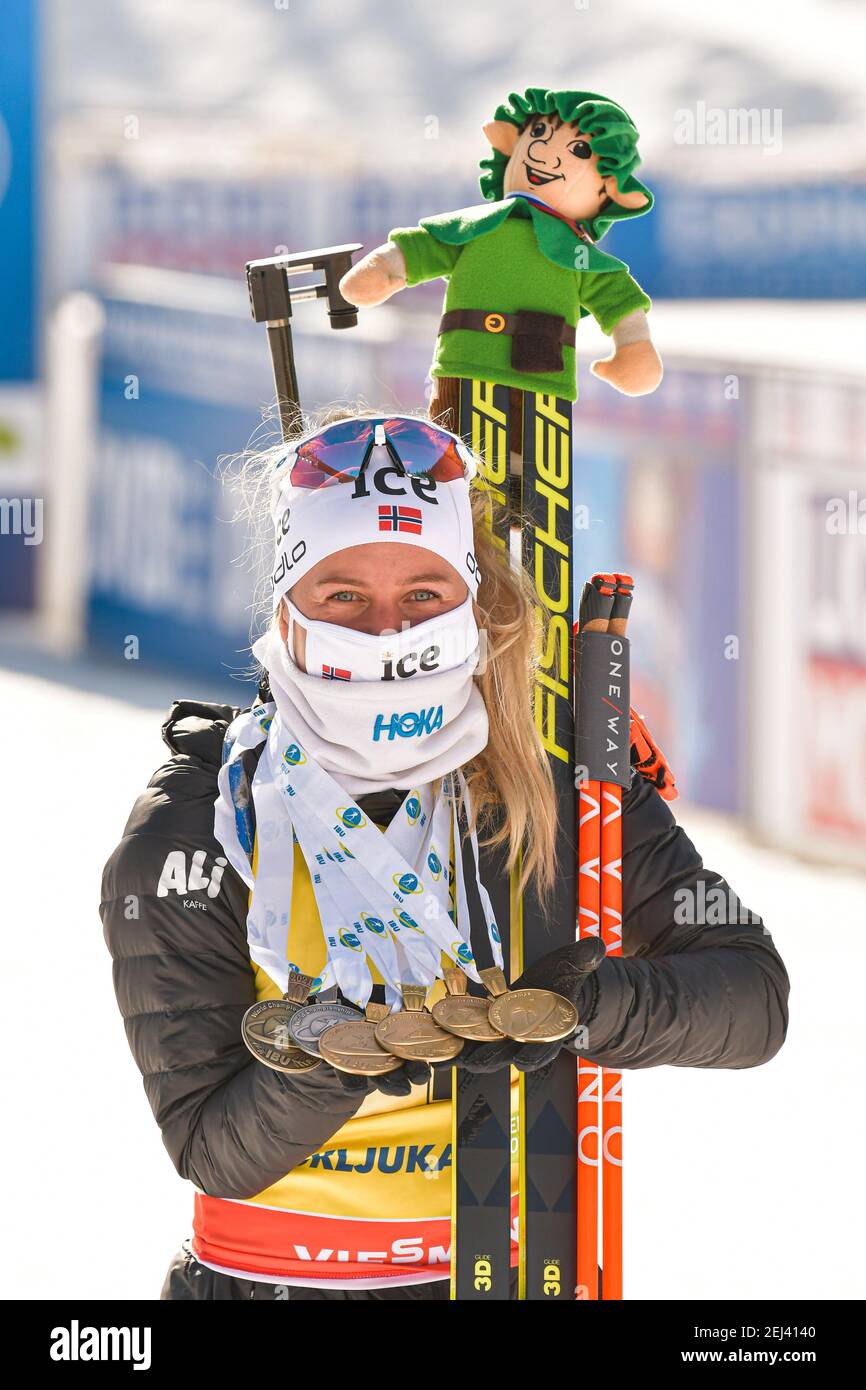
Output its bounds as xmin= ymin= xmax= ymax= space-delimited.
xmin=100 ymin=412 xmax=789 ymax=1300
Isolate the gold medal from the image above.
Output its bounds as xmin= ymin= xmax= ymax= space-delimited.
xmin=241 ymin=971 xmax=321 ymax=1072
xmin=481 ymin=966 xmax=578 ymax=1043
xmin=374 ymin=984 xmax=464 ymax=1063
xmin=430 ymin=968 xmax=506 ymax=1042
xmin=318 ymin=1002 xmax=402 ymax=1076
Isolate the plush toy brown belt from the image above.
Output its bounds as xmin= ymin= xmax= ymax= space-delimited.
xmin=438 ymin=308 xmax=576 ymax=373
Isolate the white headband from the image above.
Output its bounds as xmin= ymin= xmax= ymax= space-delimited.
xmin=268 ymin=431 xmax=481 ymax=609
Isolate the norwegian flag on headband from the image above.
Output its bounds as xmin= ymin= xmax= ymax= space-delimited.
xmin=378 ymin=504 xmax=423 ymax=534
xmin=322 ymin=665 xmax=351 ymax=681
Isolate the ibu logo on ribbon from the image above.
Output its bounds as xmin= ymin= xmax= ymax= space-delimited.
xmin=360 ymin=912 xmax=387 ymax=936
xmin=338 ymin=928 xmax=363 ymax=952
xmin=394 ymin=909 xmax=422 ymax=932
xmin=427 ymin=849 xmax=442 ymax=880
xmin=337 ymin=806 xmax=367 ymax=830
xmin=452 ymin=941 xmax=474 ymax=967
xmin=405 ymin=791 xmax=422 ymax=824
xmin=282 ymin=743 xmax=306 ymax=767
xmin=392 ymin=871 xmax=422 ymax=896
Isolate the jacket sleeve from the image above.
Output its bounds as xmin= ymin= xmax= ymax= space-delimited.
xmin=576 ymin=772 xmax=790 ymax=1070
xmin=99 ymin=702 xmax=365 ymax=1201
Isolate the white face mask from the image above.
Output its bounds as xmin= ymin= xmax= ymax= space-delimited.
xmin=250 ymin=619 xmax=490 ymax=796
xmin=283 ymin=593 xmax=480 ymax=684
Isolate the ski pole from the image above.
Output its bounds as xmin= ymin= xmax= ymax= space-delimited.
xmin=599 ymin=572 xmax=633 ymax=1301
xmin=575 ymin=573 xmax=617 ymax=1300
xmin=246 ymin=244 xmax=361 ymax=440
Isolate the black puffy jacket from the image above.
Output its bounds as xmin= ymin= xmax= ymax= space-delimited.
xmin=99 ymin=699 xmax=790 ymax=1202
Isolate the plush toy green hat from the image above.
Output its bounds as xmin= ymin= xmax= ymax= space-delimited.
xmin=479 ymin=86 xmax=654 ymax=241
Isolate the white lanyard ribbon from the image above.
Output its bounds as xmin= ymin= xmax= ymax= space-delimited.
xmin=214 ymin=703 xmax=504 ymax=1005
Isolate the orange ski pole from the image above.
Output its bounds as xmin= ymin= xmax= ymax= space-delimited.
xmin=575 ymin=573 xmax=616 ymax=1300
xmin=598 ymin=573 xmax=633 ymax=1300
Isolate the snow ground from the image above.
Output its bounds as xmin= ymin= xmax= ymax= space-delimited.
xmin=1 ymin=635 xmax=863 ymax=1302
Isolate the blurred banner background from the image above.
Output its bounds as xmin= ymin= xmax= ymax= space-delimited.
xmin=1 ymin=0 xmax=866 ymax=1301
xmin=7 ymin=0 xmax=862 ymax=864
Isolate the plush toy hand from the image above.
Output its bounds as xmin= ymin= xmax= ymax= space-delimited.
xmin=339 ymin=241 xmax=408 ymax=307
xmin=590 ymin=340 xmax=663 ymax=395
xmin=455 ymin=938 xmax=606 ymax=1075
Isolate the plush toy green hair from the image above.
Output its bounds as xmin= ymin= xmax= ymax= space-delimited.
xmin=479 ymin=86 xmax=654 ymax=241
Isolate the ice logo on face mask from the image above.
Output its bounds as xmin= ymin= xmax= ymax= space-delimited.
xmin=282 ymin=743 xmax=306 ymax=766
xmin=337 ymin=806 xmax=366 ymax=829
xmin=338 ymin=929 xmax=362 ymax=952
xmin=392 ymin=871 xmax=422 ymax=896
xmin=360 ymin=913 xmax=386 ymax=936
xmin=372 ymin=706 xmax=444 ymax=742
xmin=453 ymin=941 xmax=474 ymax=966
xmin=427 ymin=850 xmax=442 ymax=880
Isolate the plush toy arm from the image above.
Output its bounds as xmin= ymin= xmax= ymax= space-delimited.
xmin=339 ymin=241 xmax=408 ymax=307
xmin=581 ymin=270 xmax=662 ymax=397
xmin=579 ymin=268 xmax=651 ymax=334
xmin=388 ymin=226 xmax=462 ymax=287
xmin=611 ymin=309 xmax=651 ymax=347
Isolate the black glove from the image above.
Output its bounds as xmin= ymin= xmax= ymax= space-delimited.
xmin=335 ymin=1057 xmax=432 ymax=1098
xmin=455 ymin=938 xmax=606 ymax=1075
xmin=456 ymin=1037 xmax=563 ymax=1074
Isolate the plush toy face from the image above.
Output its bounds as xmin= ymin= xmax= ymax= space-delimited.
xmin=504 ymin=116 xmax=607 ymax=219
xmin=484 ymin=112 xmax=649 ymax=224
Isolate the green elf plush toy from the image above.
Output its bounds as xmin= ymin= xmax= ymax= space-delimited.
xmin=341 ymin=86 xmax=662 ymax=431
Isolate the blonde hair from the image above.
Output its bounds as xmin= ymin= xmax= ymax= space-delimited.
xmin=220 ymin=404 xmax=559 ymax=904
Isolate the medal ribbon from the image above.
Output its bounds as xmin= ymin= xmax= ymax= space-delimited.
xmin=214 ymin=703 xmax=504 ymax=1005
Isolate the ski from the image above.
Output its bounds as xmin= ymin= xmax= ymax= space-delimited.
xmin=517 ymin=392 xmax=579 ymax=1300
xmin=451 ymin=379 xmax=515 ymax=1300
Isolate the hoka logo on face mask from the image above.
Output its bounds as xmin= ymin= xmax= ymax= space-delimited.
xmin=372 ymin=706 xmax=443 ymax=742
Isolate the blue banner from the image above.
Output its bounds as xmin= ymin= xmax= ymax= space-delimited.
xmin=571 ymin=363 xmax=745 ymax=814
xmin=0 ymin=0 xmax=37 ymax=380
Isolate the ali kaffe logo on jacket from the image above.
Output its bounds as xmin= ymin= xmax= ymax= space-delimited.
xmin=372 ymin=706 xmax=444 ymax=741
